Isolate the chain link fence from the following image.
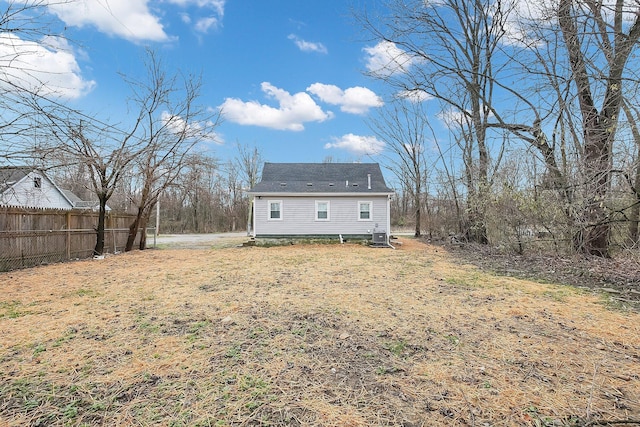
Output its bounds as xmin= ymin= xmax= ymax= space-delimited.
xmin=0 ymin=207 xmax=150 ymax=272
xmin=0 ymin=228 xmax=144 ymax=271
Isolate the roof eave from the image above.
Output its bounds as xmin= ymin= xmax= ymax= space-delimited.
xmin=247 ymin=191 xmax=394 ymax=197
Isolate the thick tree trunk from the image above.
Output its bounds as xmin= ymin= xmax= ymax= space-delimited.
xmin=138 ymin=214 xmax=151 ymax=250
xmin=557 ymin=0 xmax=640 ymax=256
xmin=94 ymin=198 xmax=108 ymax=256
xmin=578 ymin=133 xmax=612 ymax=257
xmin=466 ymin=205 xmax=488 ymax=244
xmin=125 ymin=207 xmax=143 ymax=252
xmin=414 ymin=181 xmax=421 ymax=237
xmin=623 ymin=102 xmax=640 ymax=245
xmin=626 ymin=154 xmax=640 ymax=245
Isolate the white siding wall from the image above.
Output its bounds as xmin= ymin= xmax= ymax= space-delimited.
xmin=253 ymin=195 xmax=389 ymax=236
xmin=0 ymin=172 xmax=73 ymax=210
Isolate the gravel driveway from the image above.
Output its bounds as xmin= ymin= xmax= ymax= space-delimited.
xmin=154 ymin=232 xmax=249 ymax=249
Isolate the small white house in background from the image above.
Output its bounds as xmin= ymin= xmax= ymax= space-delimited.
xmin=248 ymin=163 xmax=394 ymax=242
xmin=0 ymin=166 xmax=106 ymax=211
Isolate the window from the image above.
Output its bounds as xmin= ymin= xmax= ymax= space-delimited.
xmin=268 ymin=200 xmax=282 ymax=220
xmin=358 ymin=201 xmax=372 ymax=220
xmin=33 ymin=176 xmax=42 ymax=189
xmin=315 ymin=201 xmax=329 ymax=221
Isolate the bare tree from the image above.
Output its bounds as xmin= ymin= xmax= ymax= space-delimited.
xmin=28 ymin=47 xmax=221 ymax=255
xmin=235 ymin=143 xmax=263 ymax=190
xmin=361 ymin=0 xmax=640 ymax=256
xmin=34 ymin=106 xmax=147 ymax=255
xmin=360 ymin=0 xmax=514 ymax=244
xmin=234 ymin=143 xmax=263 ymax=234
xmin=620 ymin=100 xmax=640 ymax=245
xmin=0 ymin=0 xmax=75 ymax=164
xmin=370 ymin=99 xmax=430 ymax=237
xmin=160 ymin=153 xmax=220 ymax=233
xmin=554 ymin=0 xmax=640 ymax=256
xmin=123 ymin=50 xmax=222 ymax=251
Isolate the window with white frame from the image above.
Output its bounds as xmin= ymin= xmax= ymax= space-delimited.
xmin=315 ymin=201 xmax=330 ymax=221
xmin=358 ymin=201 xmax=372 ymax=220
xmin=268 ymin=200 xmax=282 ymax=220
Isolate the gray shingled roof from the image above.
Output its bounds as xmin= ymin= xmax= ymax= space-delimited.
xmin=249 ymin=163 xmax=393 ymax=194
xmin=1 ymin=166 xmax=103 ymax=209
xmin=0 ymin=166 xmax=31 ymax=194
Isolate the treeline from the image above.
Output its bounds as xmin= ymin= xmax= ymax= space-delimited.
xmin=50 ymin=147 xmax=262 ymax=236
xmin=365 ymin=0 xmax=640 ymax=257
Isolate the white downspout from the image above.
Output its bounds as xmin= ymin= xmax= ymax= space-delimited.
xmin=387 ymin=195 xmax=391 ymax=242
xmin=252 ymin=197 xmax=257 ymax=238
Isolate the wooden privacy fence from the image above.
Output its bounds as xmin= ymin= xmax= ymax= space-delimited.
xmin=0 ymin=207 xmax=150 ymax=272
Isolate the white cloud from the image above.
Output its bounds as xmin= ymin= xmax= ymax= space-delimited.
xmin=288 ymin=34 xmax=328 ymax=54
xmin=161 ymin=111 xmax=221 ymax=143
xmin=363 ymin=40 xmax=418 ymax=77
xmin=166 ymin=0 xmax=226 ymax=17
xmin=0 ymin=33 xmax=95 ymax=99
xmin=499 ymin=0 xmax=553 ymax=46
xmin=175 ymin=0 xmax=226 ymax=34
xmin=501 ymin=0 xmax=638 ymax=47
xmin=40 ymin=0 xmax=227 ymax=42
xmin=46 ymin=0 xmax=170 ymax=43
xmin=180 ymin=13 xmax=192 ymax=24
xmin=324 ymin=133 xmax=385 ymax=156
xmin=437 ymin=108 xmax=492 ymax=128
xmin=194 ymin=16 xmax=220 ymax=33
xmin=398 ymin=89 xmax=433 ymax=103
xmin=307 ymin=83 xmax=383 ymax=115
xmin=219 ymin=82 xmax=333 ymax=131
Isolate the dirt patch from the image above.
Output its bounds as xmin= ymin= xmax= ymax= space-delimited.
xmin=1 ymin=239 xmax=639 ymax=426
xmin=444 ymin=242 xmax=640 ymax=309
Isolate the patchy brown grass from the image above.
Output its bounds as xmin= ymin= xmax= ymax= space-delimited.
xmin=0 ymin=238 xmax=639 ymax=426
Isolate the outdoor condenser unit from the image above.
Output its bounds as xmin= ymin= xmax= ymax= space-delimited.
xmin=372 ymin=232 xmax=387 ymax=245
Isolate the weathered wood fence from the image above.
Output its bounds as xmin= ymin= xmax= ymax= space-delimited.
xmin=0 ymin=206 xmax=148 ymax=271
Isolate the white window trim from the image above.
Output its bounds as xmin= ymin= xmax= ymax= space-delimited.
xmin=315 ymin=200 xmax=330 ymax=221
xmin=358 ymin=201 xmax=373 ymax=221
xmin=268 ymin=200 xmax=283 ymax=221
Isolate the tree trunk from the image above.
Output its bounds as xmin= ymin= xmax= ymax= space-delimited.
xmin=578 ymin=133 xmax=612 ymax=257
xmin=125 ymin=207 xmax=143 ymax=252
xmin=622 ymin=102 xmax=640 ymax=245
xmin=557 ymin=0 xmax=640 ymax=257
xmin=414 ymin=183 xmax=421 ymax=238
xmin=139 ymin=213 xmax=151 ymax=250
xmin=627 ymin=149 xmax=640 ymax=245
xmin=94 ymin=197 xmax=108 ymax=255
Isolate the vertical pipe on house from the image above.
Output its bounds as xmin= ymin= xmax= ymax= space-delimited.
xmin=367 ymin=174 xmax=371 ymax=190
xmin=252 ymin=198 xmax=257 ymax=238
xmin=387 ymin=195 xmax=392 ymax=242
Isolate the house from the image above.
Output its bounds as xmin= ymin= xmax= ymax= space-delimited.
xmin=0 ymin=167 xmax=75 ymax=210
xmin=0 ymin=166 xmax=105 ymax=211
xmin=248 ymin=163 xmax=394 ymax=242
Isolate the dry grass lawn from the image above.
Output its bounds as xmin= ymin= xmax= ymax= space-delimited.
xmin=1 ymin=238 xmax=639 ymax=426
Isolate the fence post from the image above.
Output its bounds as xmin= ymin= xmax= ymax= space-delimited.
xmin=19 ymin=211 xmax=23 ymax=267
xmin=66 ymin=211 xmax=71 ymax=260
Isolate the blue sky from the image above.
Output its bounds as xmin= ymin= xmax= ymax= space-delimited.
xmin=3 ymin=0 xmax=403 ymax=166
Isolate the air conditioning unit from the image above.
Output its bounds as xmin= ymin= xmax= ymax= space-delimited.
xmin=372 ymin=232 xmax=387 ymax=245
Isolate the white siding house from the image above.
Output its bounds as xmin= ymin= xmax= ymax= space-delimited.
xmin=248 ymin=163 xmax=394 ymax=241
xmin=0 ymin=167 xmax=74 ymax=210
